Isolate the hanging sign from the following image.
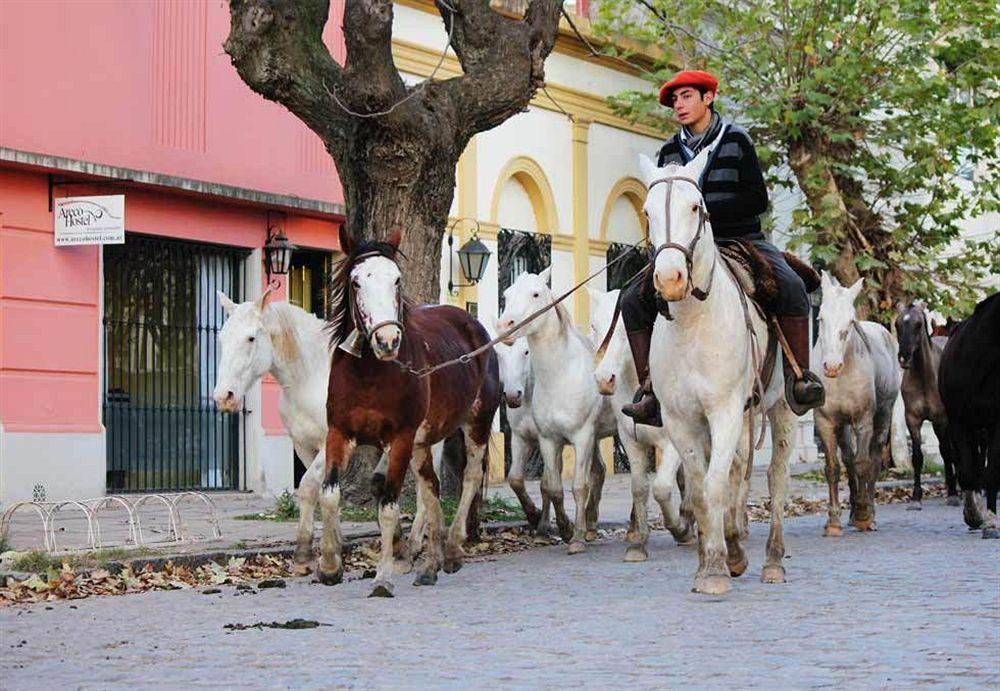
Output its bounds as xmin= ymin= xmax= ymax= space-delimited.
xmin=54 ymin=195 xmax=125 ymax=246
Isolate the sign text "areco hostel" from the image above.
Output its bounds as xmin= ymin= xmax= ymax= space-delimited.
xmin=54 ymin=195 xmax=125 ymax=246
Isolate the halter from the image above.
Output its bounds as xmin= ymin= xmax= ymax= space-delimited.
xmin=341 ymin=251 xmax=405 ymax=357
xmin=648 ymin=175 xmax=716 ymax=319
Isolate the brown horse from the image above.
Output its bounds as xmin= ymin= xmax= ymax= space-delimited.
xmin=319 ymin=227 xmax=501 ymax=597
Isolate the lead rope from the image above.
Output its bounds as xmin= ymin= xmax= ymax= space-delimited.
xmin=393 ymin=243 xmax=648 ymax=379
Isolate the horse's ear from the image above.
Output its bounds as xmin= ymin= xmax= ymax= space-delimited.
xmin=848 ymin=278 xmax=864 ymax=303
xmin=218 ymin=291 xmax=238 ymax=316
xmin=387 ymin=226 xmax=403 ymax=251
xmin=338 ymin=225 xmax=356 ymax=255
xmin=637 ymin=154 xmax=658 ymax=185
xmin=538 ymin=266 xmax=552 ymax=288
xmin=255 ymin=286 xmax=273 ymax=311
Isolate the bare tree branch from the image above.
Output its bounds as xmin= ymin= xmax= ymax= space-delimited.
xmin=225 ymin=0 xmax=346 ymax=141
xmin=342 ymin=0 xmax=407 ymax=110
xmin=435 ymin=0 xmax=564 ymax=138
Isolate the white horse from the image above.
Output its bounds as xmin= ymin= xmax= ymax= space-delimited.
xmin=589 ymin=287 xmax=695 ymax=559
xmin=814 ymin=272 xmax=900 ymax=534
xmin=213 ymin=291 xmax=430 ymax=575
xmin=213 ymin=290 xmax=331 ymax=574
xmin=640 ymin=148 xmax=796 ymax=595
xmin=497 ymin=268 xmax=612 ymax=553
xmin=495 ymin=339 xmax=551 ymax=531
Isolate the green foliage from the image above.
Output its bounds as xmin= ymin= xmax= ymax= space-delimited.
xmin=272 ymin=490 xmax=300 ymax=521
xmin=593 ymin=0 xmax=999 ymax=319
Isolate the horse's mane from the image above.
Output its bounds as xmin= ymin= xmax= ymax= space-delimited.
xmin=552 ymin=299 xmax=595 ymax=355
xmin=326 ymin=239 xmax=409 ymax=349
xmin=264 ymin=301 xmax=328 ymax=365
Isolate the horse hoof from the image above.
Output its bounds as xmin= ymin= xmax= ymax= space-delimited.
xmin=693 ymin=574 xmax=731 ymax=595
xmin=624 ymin=529 xmax=637 ymax=544
xmin=567 ymin=541 xmax=586 ymax=555
xmin=534 ymin=521 xmax=552 ymax=538
xmin=907 ymin=501 xmax=922 ymax=511
xmin=558 ymin=526 xmax=575 ymax=544
xmin=623 ymin=546 xmax=647 ymax=562
xmin=443 ymin=559 xmax=463 ymax=574
xmin=761 ymin=565 xmax=786 ymax=584
xmin=369 ymin=581 xmax=394 ymax=598
xmin=823 ymin=524 xmax=843 ymax=537
xmin=317 ymin=568 xmax=343 ymax=586
xmin=963 ymin=507 xmax=984 ymax=529
xmin=413 ymin=571 xmax=438 ymax=587
xmin=525 ymin=508 xmax=542 ymax=529
xmin=585 ymin=529 xmax=599 ymax=542
xmin=727 ymin=553 xmax=749 ymax=578
xmin=946 ymin=495 xmax=961 ymax=507
xmin=983 ymin=527 xmax=1000 ymax=540
xmin=852 ymin=519 xmax=877 ymax=532
xmin=292 ymin=561 xmax=314 ymax=577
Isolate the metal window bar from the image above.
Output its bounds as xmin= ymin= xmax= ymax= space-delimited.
xmin=103 ymin=234 xmax=250 ymax=492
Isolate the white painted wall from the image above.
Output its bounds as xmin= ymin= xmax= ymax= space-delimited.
xmin=588 ymin=123 xmax=663 ymax=239
xmin=497 ymin=178 xmax=538 ymax=231
xmin=478 ymin=108 xmax=572 ymax=232
xmin=1 ymin=430 xmax=105 ymax=505
xmin=606 ymin=196 xmax=644 ymax=244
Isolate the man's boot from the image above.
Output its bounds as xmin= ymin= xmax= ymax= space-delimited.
xmin=779 ymin=316 xmax=825 ymax=415
xmin=621 ymin=329 xmax=663 ymax=427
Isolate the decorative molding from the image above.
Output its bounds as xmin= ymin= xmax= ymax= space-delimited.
xmin=588 ymin=238 xmax=612 ymax=256
xmin=489 ymin=155 xmax=561 ymax=235
xmin=599 ymin=177 xmax=647 ymax=241
xmin=391 ymin=39 xmax=664 ymax=139
xmin=393 ymin=0 xmax=665 ymax=76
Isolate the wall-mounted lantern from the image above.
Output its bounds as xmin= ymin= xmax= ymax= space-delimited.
xmin=448 ymin=218 xmax=491 ymax=295
xmin=264 ymin=226 xmax=296 ymax=285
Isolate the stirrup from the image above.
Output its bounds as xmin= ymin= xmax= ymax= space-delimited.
xmin=622 ymin=388 xmax=663 ymax=427
xmin=785 ymin=370 xmax=825 ymax=416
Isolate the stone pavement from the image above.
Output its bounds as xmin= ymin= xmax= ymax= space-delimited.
xmin=1 ymin=463 xmax=835 ymax=560
xmin=2 ymin=499 xmax=997 ymax=688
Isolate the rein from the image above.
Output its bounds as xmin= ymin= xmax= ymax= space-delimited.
xmin=392 ymin=245 xmax=647 ymax=380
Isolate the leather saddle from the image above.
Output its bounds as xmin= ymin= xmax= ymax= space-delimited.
xmin=716 ymin=238 xmax=821 ymax=317
xmin=714 ymin=239 xmax=822 ymax=405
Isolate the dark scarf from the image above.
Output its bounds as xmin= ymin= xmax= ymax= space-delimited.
xmin=680 ymin=111 xmax=723 ymax=156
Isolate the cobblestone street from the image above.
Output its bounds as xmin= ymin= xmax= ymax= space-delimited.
xmin=2 ymin=499 xmax=998 ymax=688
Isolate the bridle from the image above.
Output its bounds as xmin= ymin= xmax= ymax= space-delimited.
xmin=648 ymin=175 xmax=716 ymax=318
xmin=345 ymin=251 xmax=405 ymax=354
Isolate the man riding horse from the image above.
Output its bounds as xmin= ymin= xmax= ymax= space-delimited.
xmin=621 ymin=69 xmax=825 ymax=426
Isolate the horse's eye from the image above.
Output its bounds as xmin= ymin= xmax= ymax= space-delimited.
xmin=351 ymin=279 xmax=359 ymax=288
xmin=395 ymin=277 xmax=400 ymax=285
xmin=248 ymin=336 xmax=255 ymax=343
xmin=523 ymin=350 xmax=529 ymax=356
xmin=692 ymin=204 xmax=699 ymax=213
xmin=532 ymin=292 xmax=539 ymax=298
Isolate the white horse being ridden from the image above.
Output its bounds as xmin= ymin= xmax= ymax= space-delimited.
xmin=814 ymin=272 xmax=900 ymax=534
xmin=589 ymin=287 xmax=695 ymax=559
xmin=497 ymin=268 xmax=612 ymax=553
xmin=495 ymin=340 xmax=550 ymax=531
xmin=213 ymin=291 xmax=431 ymax=574
xmin=213 ymin=291 xmax=332 ymax=573
xmin=640 ymin=149 xmax=796 ymax=595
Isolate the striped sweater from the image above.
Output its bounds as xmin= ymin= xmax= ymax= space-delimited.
xmin=656 ymin=123 xmax=768 ymax=239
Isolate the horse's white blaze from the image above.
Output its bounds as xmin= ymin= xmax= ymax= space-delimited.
xmin=817 ymin=271 xmax=864 ymax=378
xmin=351 ymin=256 xmax=402 ymax=360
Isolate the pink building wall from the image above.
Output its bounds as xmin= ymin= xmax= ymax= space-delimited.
xmin=0 ymin=0 xmax=347 ymax=205
xmin=0 ymin=0 xmax=349 ymax=474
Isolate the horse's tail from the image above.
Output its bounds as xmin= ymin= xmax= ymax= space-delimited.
xmin=890 ymin=391 xmax=912 ymax=470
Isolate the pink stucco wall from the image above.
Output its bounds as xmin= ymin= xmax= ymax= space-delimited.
xmin=0 ymin=168 xmax=339 ymax=435
xmin=0 ymin=1 xmax=349 ymax=441
xmin=0 ymin=0 xmax=347 ymax=206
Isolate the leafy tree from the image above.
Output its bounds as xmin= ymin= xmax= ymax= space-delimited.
xmin=225 ymin=0 xmax=565 ymax=302
xmin=592 ymin=0 xmax=998 ymax=319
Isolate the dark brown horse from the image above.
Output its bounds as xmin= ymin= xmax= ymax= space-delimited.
xmin=894 ymin=303 xmax=958 ymax=507
xmin=319 ymin=226 xmax=501 ymax=597
xmin=939 ymin=292 xmax=1000 ymax=539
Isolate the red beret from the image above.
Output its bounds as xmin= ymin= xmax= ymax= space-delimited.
xmin=658 ymin=70 xmax=719 ymax=107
